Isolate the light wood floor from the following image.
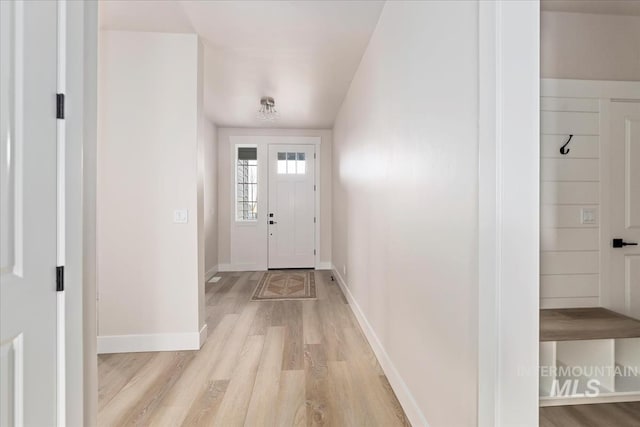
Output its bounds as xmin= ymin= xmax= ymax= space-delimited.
xmin=540 ymin=308 xmax=640 ymax=342
xmin=540 ymin=402 xmax=640 ymax=426
xmin=98 ymin=270 xmax=410 ymax=426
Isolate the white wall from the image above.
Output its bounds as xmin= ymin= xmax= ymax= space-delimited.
xmin=541 ymin=11 xmax=640 ymax=81
xmin=332 ymin=2 xmax=478 ymax=426
xmin=217 ymin=128 xmax=332 ymax=270
xmin=97 ymin=31 xmax=205 ymax=352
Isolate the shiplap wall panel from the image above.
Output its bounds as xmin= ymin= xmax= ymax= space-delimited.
xmin=540 ymin=274 xmax=600 ymax=298
xmin=541 ymin=158 xmax=599 ymax=182
xmin=541 ymin=96 xmax=601 ymax=309
xmin=540 ymin=251 xmax=600 ymax=275
xmin=541 ymin=205 xmax=599 ymax=228
xmin=541 ymin=228 xmax=599 ymax=251
xmin=541 ymin=182 xmax=599 ymax=205
xmin=541 ymin=135 xmax=599 ymax=158
xmin=540 ymin=97 xmax=599 ymax=113
xmin=541 ymin=111 xmax=599 ymax=135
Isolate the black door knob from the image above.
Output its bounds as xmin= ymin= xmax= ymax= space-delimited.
xmin=613 ymin=238 xmax=638 ymax=248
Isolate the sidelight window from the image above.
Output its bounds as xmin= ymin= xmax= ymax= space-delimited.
xmin=236 ymin=146 xmax=258 ymax=221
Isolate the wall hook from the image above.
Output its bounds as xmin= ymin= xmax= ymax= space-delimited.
xmin=559 ymin=134 xmax=573 ymax=155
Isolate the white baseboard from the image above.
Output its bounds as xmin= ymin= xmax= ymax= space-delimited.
xmin=205 ymin=265 xmax=219 ymax=281
xmin=315 ymin=262 xmax=332 ymax=270
xmin=219 ymin=262 xmax=333 ymax=272
xmin=217 ymin=263 xmax=264 ymax=272
xmin=331 ymin=266 xmax=428 ymax=427
xmin=97 ymin=327 xmax=206 ymax=354
xmin=217 ymin=263 xmax=232 ymax=272
xmin=199 ymin=323 xmax=208 ymax=347
xmin=540 ymin=391 xmax=640 ymax=407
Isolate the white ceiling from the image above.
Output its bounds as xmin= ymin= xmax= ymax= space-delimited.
xmin=541 ymin=0 xmax=640 ymax=16
xmin=100 ymin=0 xmax=385 ymax=129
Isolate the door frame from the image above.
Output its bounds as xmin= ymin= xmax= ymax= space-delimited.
xmin=57 ymin=1 xmax=67 ymax=424
xmin=228 ymin=136 xmax=321 ymax=271
xmin=78 ymin=1 xmax=547 ymax=425
xmin=63 ymin=0 xmax=99 ymax=425
xmin=266 ymin=143 xmax=317 ymax=269
xmin=478 ymin=1 xmax=540 ymax=426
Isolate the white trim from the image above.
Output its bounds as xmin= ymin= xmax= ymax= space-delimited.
xmin=478 ymin=2 xmax=499 ymax=425
xmin=218 ymin=262 xmax=332 ymax=272
xmin=315 ymin=262 xmax=332 ymax=270
xmin=217 ymin=263 xmax=261 ymax=272
xmin=599 ymin=99 xmax=612 ymax=309
xmin=217 ymin=263 xmax=233 ymax=272
xmin=331 ymin=266 xmax=428 ymax=427
xmin=73 ymin=1 xmax=99 ymax=424
xmin=97 ymin=330 xmax=204 ymax=354
xmin=55 ymin=293 xmax=65 ymax=426
xmin=314 ymin=145 xmax=321 ymax=269
xmin=56 ymin=1 xmax=66 ymax=426
xmin=205 ymin=265 xmax=219 ymax=281
xmin=540 ymin=391 xmax=640 ymax=407
xmin=478 ymin=2 xmax=540 ymax=426
xmin=198 ymin=323 xmax=208 ymax=347
xmin=13 ymin=0 xmax=24 ymax=278
xmin=230 ymin=135 xmax=322 ymax=146
xmin=541 ymin=79 xmax=640 ymax=100
xmin=12 ymin=333 xmax=24 ymax=427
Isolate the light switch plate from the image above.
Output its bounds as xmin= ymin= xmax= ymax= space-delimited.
xmin=173 ymin=209 xmax=188 ymax=224
xmin=580 ymin=208 xmax=597 ymax=225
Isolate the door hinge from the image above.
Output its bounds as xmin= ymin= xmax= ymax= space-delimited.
xmin=56 ymin=266 xmax=64 ymax=292
xmin=314 ymin=249 xmax=316 ymax=255
xmin=314 ymin=152 xmax=316 ymax=159
xmin=56 ymin=93 xmax=65 ymax=119
xmin=313 ymin=185 xmax=316 ymax=191
xmin=314 ymin=216 xmax=316 ymax=223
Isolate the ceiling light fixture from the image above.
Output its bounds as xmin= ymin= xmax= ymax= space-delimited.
xmin=257 ymin=96 xmax=279 ymax=121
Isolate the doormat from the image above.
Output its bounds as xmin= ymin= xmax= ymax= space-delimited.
xmin=251 ymin=270 xmax=316 ymax=301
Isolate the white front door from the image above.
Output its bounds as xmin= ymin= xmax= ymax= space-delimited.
xmin=0 ymin=0 xmax=60 ymax=425
xmin=608 ymin=101 xmax=640 ymax=318
xmin=268 ymin=144 xmax=316 ymax=269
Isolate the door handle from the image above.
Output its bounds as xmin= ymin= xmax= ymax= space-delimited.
xmin=613 ymin=238 xmax=638 ymax=248
xmin=269 ymin=220 xmax=277 ymax=225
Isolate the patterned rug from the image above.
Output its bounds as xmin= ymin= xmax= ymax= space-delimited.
xmin=251 ymin=270 xmax=316 ymax=301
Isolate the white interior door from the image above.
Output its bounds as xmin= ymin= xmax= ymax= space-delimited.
xmin=608 ymin=101 xmax=640 ymax=319
xmin=268 ymin=144 xmax=316 ymax=269
xmin=0 ymin=0 xmax=59 ymax=425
